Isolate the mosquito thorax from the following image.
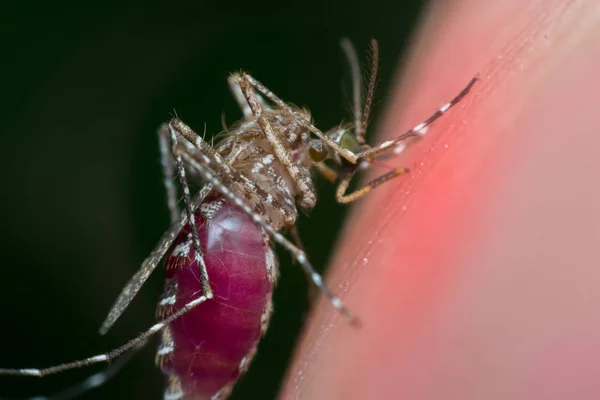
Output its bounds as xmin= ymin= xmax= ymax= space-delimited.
xmin=214 ymin=110 xmax=317 ymax=224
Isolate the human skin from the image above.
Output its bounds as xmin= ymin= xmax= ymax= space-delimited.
xmin=281 ymin=1 xmax=600 ymax=399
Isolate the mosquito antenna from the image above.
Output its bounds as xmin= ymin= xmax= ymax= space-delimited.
xmin=340 ymin=38 xmax=362 ymax=139
xmin=360 ymin=39 xmax=379 ymax=144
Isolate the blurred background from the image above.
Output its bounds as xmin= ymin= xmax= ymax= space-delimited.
xmin=0 ymin=1 xmax=424 ymax=399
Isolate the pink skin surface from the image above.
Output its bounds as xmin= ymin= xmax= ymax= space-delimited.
xmin=282 ymin=1 xmax=600 ymax=399
xmin=161 ymin=198 xmax=271 ymax=399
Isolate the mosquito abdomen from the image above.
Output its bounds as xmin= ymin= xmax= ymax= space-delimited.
xmin=157 ymin=196 xmax=275 ymax=400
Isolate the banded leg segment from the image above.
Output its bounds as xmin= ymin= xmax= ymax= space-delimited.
xmin=158 ymin=123 xmax=180 ymax=224
xmin=228 ymin=72 xmax=271 ymax=117
xmin=99 ymin=186 xmax=213 ymax=335
xmin=0 ymin=295 xmax=211 ymax=378
xmin=173 ymin=145 xmax=357 ymax=324
xmin=100 ymin=115 xmax=272 ymax=335
xmin=335 ymin=167 xmax=410 ymax=204
xmin=23 ymin=341 xmax=148 ymax=400
xmin=169 ymin=119 xmax=295 ymax=226
xmin=240 ymin=73 xmax=477 ymax=164
xmin=357 ymin=76 xmax=478 ymax=161
xmin=238 ymin=74 xmax=316 ymax=209
xmin=239 ymin=73 xmax=359 ymax=164
xmin=167 ymin=123 xmax=213 ymax=300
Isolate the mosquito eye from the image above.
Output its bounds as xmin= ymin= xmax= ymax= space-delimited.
xmin=339 ymin=132 xmax=361 ymax=155
xmin=309 ymin=140 xmax=328 ymax=162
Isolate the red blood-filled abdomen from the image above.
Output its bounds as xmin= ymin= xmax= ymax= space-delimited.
xmin=157 ymin=198 xmax=274 ymax=400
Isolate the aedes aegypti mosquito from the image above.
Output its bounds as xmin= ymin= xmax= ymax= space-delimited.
xmin=0 ymin=39 xmax=477 ymax=400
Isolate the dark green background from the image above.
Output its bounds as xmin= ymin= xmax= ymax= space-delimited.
xmin=0 ymin=1 xmax=424 ymax=399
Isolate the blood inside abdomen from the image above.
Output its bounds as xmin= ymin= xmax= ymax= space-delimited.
xmin=159 ymin=198 xmax=272 ymax=399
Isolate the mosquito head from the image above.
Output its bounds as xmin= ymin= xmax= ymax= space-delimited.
xmin=308 ymin=126 xmax=363 ymax=174
xmin=338 ymin=131 xmax=362 ymax=155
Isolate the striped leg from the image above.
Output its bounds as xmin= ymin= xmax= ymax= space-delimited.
xmin=158 ymin=123 xmax=180 ymax=223
xmin=99 ymin=122 xmax=222 ymax=335
xmin=238 ymin=74 xmax=317 ymax=209
xmin=228 ymin=72 xmax=271 ymax=117
xmin=173 ymin=145 xmax=357 ymax=324
xmin=22 ymin=341 xmax=148 ymax=400
xmin=356 ymin=76 xmax=478 ymax=161
xmin=166 ymin=123 xmax=213 ymax=300
xmin=99 ymin=180 xmax=213 ymax=335
xmin=335 ymin=167 xmax=410 ymax=204
xmin=239 ymin=73 xmax=478 ymax=164
xmin=0 ymin=295 xmax=211 ymax=378
xmin=168 ymin=119 xmax=295 ymax=226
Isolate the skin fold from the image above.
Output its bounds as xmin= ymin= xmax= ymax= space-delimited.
xmin=281 ymin=0 xmax=600 ymax=399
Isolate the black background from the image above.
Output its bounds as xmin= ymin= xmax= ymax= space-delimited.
xmin=0 ymin=1 xmax=424 ymax=399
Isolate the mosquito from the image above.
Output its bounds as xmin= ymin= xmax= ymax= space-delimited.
xmin=0 ymin=39 xmax=477 ymax=400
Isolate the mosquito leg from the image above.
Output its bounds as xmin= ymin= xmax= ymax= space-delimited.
xmin=99 ymin=185 xmax=212 ymax=335
xmin=0 ymin=293 xmax=211 ymax=378
xmin=100 ymin=119 xmax=224 ymax=334
xmin=238 ymin=74 xmax=317 ymax=208
xmin=169 ymin=119 xmax=295 ymax=226
xmin=289 ymin=225 xmax=320 ymax=303
xmin=168 ymin=119 xmax=223 ymax=162
xmin=24 ymin=340 xmax=149 ymax=400
xmin=228 ymin=72 xmax=270 ymax=117
xmin=242 ymin=73 xmax=477 ymax=164
xmin=239 ymin=72 xmax=359 ymax=164
xmin=357 ymin=76 xmax=478 ymax=161
xmin=102 ymin=117 xmax=287 ymax=334
xmin=314 ymin=162 xmax=338 ymax=183
xmin=174 ymin=145 xmax=357 ymax=324
xmin=158 ymin=123 xmax=180 ymax=223
xmin=167 ymin=123 xmax=213 ymax=300
xmin=289 ymin=225 xmax=305 ymax=254
xmin=335 ymin=167 xmax=410 ymax=204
